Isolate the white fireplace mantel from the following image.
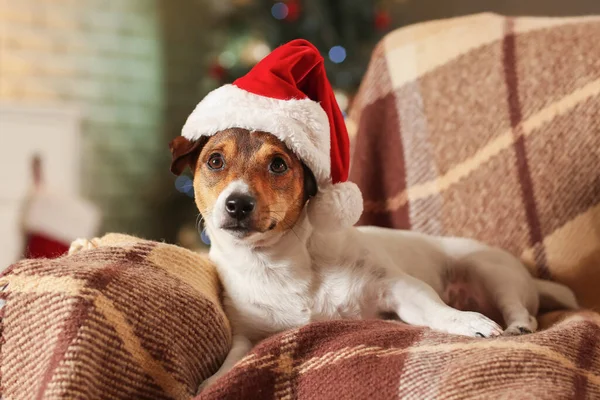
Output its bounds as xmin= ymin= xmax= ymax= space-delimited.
xmin=0 ymin=102 xmax=83 ymax=269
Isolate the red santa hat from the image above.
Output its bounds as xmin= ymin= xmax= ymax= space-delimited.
xmin=23 ymin=189 xmax=101 ymax=258
xmin=181 ymin=39 xmax=363 ymax=231
xmin=21 ymin=155 xmax=101 ymax=259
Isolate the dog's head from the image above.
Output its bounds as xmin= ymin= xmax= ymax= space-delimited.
xmin=170 ymin=129 xmax=317 ymax=243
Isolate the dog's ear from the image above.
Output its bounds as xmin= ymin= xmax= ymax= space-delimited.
xmin=169 ymin=136 xmax=207 ymax=176
xmin=303 ymin=164 xmax=317 ymax=199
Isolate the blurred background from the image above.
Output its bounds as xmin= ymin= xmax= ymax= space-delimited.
xmin=1 ymin=0 xmax=599 ymax=266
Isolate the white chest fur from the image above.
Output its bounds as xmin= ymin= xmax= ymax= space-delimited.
xmin=209 ymin=227 xmax=385 ymax=343
xmin=218 ymin=266 xmax=311 ymax=341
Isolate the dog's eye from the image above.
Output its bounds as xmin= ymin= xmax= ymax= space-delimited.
xmin=207 ymin=153 xmax=225 ymax=170
xmin=269 ymin=157 xmax=288 ymax=174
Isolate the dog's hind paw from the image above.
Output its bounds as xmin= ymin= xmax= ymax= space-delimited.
xmin=502 ymin=325 xmax=534 ymax=336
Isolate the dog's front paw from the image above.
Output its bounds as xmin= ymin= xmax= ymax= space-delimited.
xmin=68 ymin=238 xmax=100 ymax=255
xmin=438 ymin=311 xmax=503 ymax=338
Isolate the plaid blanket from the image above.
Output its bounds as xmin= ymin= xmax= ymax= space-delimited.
xmin=348 ymin=13 xmax=600 ymax=311
xmin=0 ymin=234 xmax=231 ymax=400
xmin=199 ymin=316 xmax=600 ymax=399
xmin=3 ymin=235 xmax=598 ymax=400
xmin=3 ymin=13 xmax=600 ymax=400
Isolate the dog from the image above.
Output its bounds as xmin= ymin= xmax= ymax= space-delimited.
xmin=70 ymin=127 xmax=579 ymax=390
xmin=164 ymin=127 xmax=579 ymax=391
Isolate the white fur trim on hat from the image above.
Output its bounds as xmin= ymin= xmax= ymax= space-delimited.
xmin=23 ymin=189 xmax=101 ymax=244
xmin=182 ymin=84 xmax=331 ymax=183
xmin=307 ymin=181 xmax=363 ymax=232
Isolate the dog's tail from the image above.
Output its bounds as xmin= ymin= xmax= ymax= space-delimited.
xmin=535 ymin=278 xmax=579 ymax=311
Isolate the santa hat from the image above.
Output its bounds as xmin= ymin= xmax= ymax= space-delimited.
xmin=181 ymin=39 xmax=363 ymax=231
xmin=21 ymin=156 xmax=101 ymax=259
xmin=23 ymin=189 xmax=101 ymax=258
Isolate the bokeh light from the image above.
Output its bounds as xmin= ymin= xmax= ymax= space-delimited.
xmin=218 ymin=51 xmax=237 ymax=68
xmin=175 ymin=176 xmax=194 ymax=198
xmin=328 ymin=45 xmax=346 ymax=63
xmin=251 ymin=42 xmax=270 ymax=62
xmin=239 ymin=38 xmax=271 ymax=66
xmin=334 ymin=90 xmax=349 ymax=111
xmin=201 ymin=229 xmax=211 ymax=245
xmin=271 ymin=2 xmax=288 ymax=20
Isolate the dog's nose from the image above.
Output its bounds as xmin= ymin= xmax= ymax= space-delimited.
xmin=225 ymin=194 xmax=256 ymax=220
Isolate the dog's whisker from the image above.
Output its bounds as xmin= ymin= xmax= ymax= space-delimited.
xmin=195 ymin=213 xmax=204 ymax=232
xmin=197 ymin=210 xmax=213 ymax=234
xmin=273 ymin=214 xmax=303 ymax=243
xmin=267 ymin=210 xmax=298 ymax=237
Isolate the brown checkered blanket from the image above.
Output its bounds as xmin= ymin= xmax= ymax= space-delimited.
xmin=348 ymin=12 xmax=600 ymax=310
xmin=199 ymin=315 xmax=600 ymax=399
xmin=3 ymin=235 xmax=599 ymax=400
xmin=3 ymin=12 xmax=600 ymax=400
xmin=0 ymin=234 xmax=231 ymax=400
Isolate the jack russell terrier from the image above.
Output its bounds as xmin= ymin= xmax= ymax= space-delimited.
xmin=71 ymin=39 xmax=579 ymax=392
xmin=166 ymin=127 xmax=578 ymax=390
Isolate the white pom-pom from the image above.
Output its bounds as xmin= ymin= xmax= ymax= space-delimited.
xmin=307 ymin=181 xmax=363 ymax=232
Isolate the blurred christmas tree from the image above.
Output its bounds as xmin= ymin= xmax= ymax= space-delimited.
xmin=204 ymin=0 xmax=397 ymax=114
xmin=159 ymin=0 xmax=398 ymax=247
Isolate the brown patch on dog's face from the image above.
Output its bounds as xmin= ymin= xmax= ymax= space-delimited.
xmin=193 ymin=128 xmax=314 ymax=237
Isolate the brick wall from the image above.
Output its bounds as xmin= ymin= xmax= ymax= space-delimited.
xmin=0 ymin=0 xmax=165 ymax=237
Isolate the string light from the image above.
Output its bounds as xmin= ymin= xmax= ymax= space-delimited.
xmin=271 ymin=2 xmax=288 ymax=20
xmin=328 ymin=45 xmax=346 ymax=63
